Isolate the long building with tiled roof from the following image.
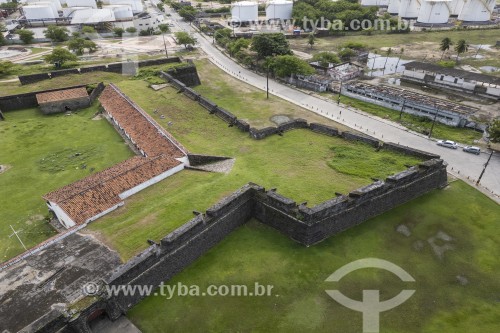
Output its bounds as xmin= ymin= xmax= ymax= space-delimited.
xmin=44 ymin=84 xmax=187 ymax=229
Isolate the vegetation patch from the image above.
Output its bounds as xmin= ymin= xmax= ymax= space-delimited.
xmin=37 ymin=146 xmax=100 ymax=173
xmin=328 ymin=142 xmax=422 ymax=179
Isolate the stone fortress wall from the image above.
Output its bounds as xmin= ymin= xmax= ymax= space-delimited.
xmin=15 ymin=64 xmax=447 ymax=332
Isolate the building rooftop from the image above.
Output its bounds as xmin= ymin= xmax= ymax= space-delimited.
xmin=344 ymin=82 xmax=478 ymax=116
xmin=404 ymin=61 xmax=500 ymax=86
xmin=36 ymin=87 xmax=88 ymax=104
xmin=44 ymin=83 xmax=188 ymax=225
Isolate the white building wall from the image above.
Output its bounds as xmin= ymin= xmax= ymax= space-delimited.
xmin=66 ymin=0 xmax=97 ymax=9
xmin=388 ymin=0 xmax=401 ymax=14
xmin=486 ymin=87 xmax=500 ymax=97
xmin=449 ymin=0 xmax=465 ymax=15
xmin=27 ymin=0 xmax=62 ymax=11
xmin=47 ymin=201 xmax=76 ymax=229
xmin=119 ymin=163 xmax=185 ymax=199
xmin=85 ymin=202 xmax=124 ymax=223
xmin=403 ymin=69 xmax=426 ymax=79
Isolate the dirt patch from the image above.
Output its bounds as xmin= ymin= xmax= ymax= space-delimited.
xmin=91 ymin=114 xmax=103 ymax=120
xmin=0 ymin=165 xmax=11 ymax=174
xmin=270 ymin=114 xmax=292 ymax=125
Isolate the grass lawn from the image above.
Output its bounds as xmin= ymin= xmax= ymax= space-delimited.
xmin=336 ymin=95 xmax=483 ymax=144
xmin=0 ymin=104 xmax=134 ymax=261
xmin=88 ymin=81 xmax=422 ymax=261
xmin=127 ymin=180 xmax=500 ymax=333
xmin=193 ymin=59 xmax=352 ymax=131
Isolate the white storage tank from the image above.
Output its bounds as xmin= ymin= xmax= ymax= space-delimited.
xmin=63 ymin=6 xmax=90 ymax=17
xmin=66 ymin=0 xmax=97 ymax=9
xmin=449 ymin=0 xmax=465 ymax=16
xmin=26 ymin=0 xmax=62 ymax=11
xmin=399 ymin=0 xmax=421 ymax=18
xmin=104 ymin=4 xmax=133 ymax=19
xmin=23 ymin=5 xmax=57 ymax=19
xmin=231 ymin=1 xmax=258 ymax=22
xmin=458 ymin=0 xmax=495 ymax=21
xmin=417 ymin=0 xmax=451 ymax=24
xmin=266 ymin=0 xmax=293 ymax=21
xmin=103 ymin=0 xmax=143 ymax=13
xmin=387 ymin=0 xmax=401 ymax=14
xmin=361 ymin=0 xmax=389 ymax=5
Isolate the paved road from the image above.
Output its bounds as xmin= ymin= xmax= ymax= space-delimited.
xmin=169 ymin=12 xmax=499 ymax=203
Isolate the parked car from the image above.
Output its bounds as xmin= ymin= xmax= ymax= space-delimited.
xmin=437 ymin=140 xmax=458 ymax=149
xmin=463 ymin=146 xmax=481 ymax=155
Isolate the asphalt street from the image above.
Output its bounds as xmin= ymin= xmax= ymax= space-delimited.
xmin=169 ymin=11 xmax=499 ymax=203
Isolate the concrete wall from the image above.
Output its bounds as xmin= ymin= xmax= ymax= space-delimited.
xmin=342 ymin=131 xmax=380 ymax=147
xmin=17 ymin=57 xmax=182 ymax=85
xmin=39 ymin=97 xmax=91 ymax=115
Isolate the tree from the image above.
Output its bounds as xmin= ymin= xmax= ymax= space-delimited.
xmin=489 ymin=119 xmax=500 ymax=142
xmin=178 ymin=6 xmax=197 ymax=22
xmin=0 ymin=24 xmax=5 ymax=46
xmin=158 ymin=24 xmax=170 ymax=34
xmin=455 ymin=39 xmax=468 ymax=62
xmin=174 ymin=31 xmax=196 ymax=48
xmin=338 ymin=48 xmax=356 ymax=61
xmin=439 ymin=37 xmax=452 ymax=60
xmin=228 ymin=38 xmax=250 ymax=56
xmin=269 ymin=55 xmax=315 ymax=77
xmin=312 ymin=52 xmax=340 ymax=67
xmin=44 ymin=25 xmax=69 ymax=42
xmin=308 ymin=33 xmax=315 ymax=49
xmin=157 ymin=2 xmax=164 ymax=11
xmin=17 ymin=29 xmax=35 ymax=44
xmin=126 ymin=27 xmax=137 ymax=34
xmin=68 ymin=37 xmax=97 ymax=55
xmin=382 ymin=47 xmax=392 ymax=74
xmin=44 ymin=47 xmax=77 ymax=67
xmin=0 ymin=60 xmax=15 ymax=77
xmin=251 ymin=33 xmax=291 ymax=59
xmin=113 ymin=27 xmax=125 ymax=37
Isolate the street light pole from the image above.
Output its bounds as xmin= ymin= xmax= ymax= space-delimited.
xmin=266 ymin=66 xmax=269 ymax=99
xmin=399 ymin=99 xmax=406 ymax=119
xmin=476 ymin=150 xmax=494 ymax=185
xmin=337 ymin=80 xmax=343 ymax=105
xmin=162 ymin=33 xmax=168 ymax=58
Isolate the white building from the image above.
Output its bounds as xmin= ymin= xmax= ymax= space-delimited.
xmin=70 ymin=8 xmax=116 ymax=24
xmin=399 ymin=0 xmax=421 ymax=18
xmin=265 ymin=0 xmax=293 ymax=21
xmin=231 ymin=1 xmax=258 ymax=22
xmin=103 ymin=0 xmax=144 ymax=13
xmin=23 ymin=4 xmax=58 ymax=20
xmin=387 ymin=0 xmax=401 ymax=14
xmin=449 ymin=0 xmax=465 ymax=16
xmin=66 ymin=0 xmax=97 ymax=9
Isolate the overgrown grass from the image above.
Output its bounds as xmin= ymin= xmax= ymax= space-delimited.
xmin=127 ymin=180 xmax=500 ymax=333
xmin=193 ymin=59 xmax=352 ymax=131
xmin=0 ymin=104 xmax=134 ymax=260
xmin=337 ymin=95 xmax=483 ymax=144
xmin=329 ymin=143 xmax=421 ymax=179
xmin=88 ymin=81 xmax=424 ymax=260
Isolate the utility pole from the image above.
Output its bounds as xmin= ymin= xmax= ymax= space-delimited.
xmin=266 ymin=66 xmax=269 ymax=99
xmin=428 ymin=105 xmax=440 ymax=139
xmin=9 ymin=225 xmax=27 ymax=251
xmin=476 ymin=151 xmax=493 ymax=185
xmin=337 ymin=80 xmax=343 ymax=105
xmin=399 ymin=99 xmax=406 ymax=119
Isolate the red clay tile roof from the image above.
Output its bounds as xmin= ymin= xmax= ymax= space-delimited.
xmin=43 ymin=83 xmax=189 ymax=225
xmin=44 ymin=155 xmax=181 ymax=224
xmin=36 ymin=87 xmax=89 ymax=104
xmin=99 ymin=84 xmax=187 ymax=158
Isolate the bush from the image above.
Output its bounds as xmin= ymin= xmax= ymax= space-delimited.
xmin=126 ymin=27 xmax=137 ymax=34
xmin=437 ymin=60 xmax=456 ymax=68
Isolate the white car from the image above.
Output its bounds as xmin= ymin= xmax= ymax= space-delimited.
xmin=463 ymin=146 xmax=481 ymax=155
xmin=437 ymin=140 xmax=458 ymax=149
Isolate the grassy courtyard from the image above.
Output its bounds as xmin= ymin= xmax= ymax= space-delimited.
xmin=128 ymin=180 xmax=500 ymax=333
xmin=0 ymin=104 xmax=133 ymax=260
xmin=87 ymin=80 xmax=422 ymax=261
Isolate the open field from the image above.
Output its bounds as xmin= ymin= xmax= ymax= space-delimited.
xmin=336 ymin=95 xmax=483 ymax=144
xmin=0 ymin=104 xmax=134 ymax=261
xmin=128 ymin=180 xmax=500 ymax=333
xmin=193 ymin=59 xmax=353 ymax=130
xmin=88 ymin=80 xmax=422 ymax=260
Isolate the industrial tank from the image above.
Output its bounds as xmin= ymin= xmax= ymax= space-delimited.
xmin=105 ymin=4 xmax=133 ymax=19
xmin=26 ymin=0 xmax=62 ymax=11
xmin=449 ymin=0 xmax=465 ymax=16
xmin=399 ymin=0 xmax=421 ymax=18
xmin=231 ymin=1 xmax=258 ymax=22
xmin=23 ymin=5 xmax=57 ymax=19
xmin=417 ymin=0 xmax=451 ymax=24
xmin=387 ymin=0 xmax=401 ymax=14
xmin=66 ymin=0 xmax=97 ymax=9
xmin=265 ymin=0 xmax=293 ymax=21
xmin=104 ymin=0 xmax=143 ymax=13
xmin=458 ymin=0 xmax=495 ymax=21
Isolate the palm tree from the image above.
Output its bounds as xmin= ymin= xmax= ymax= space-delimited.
xmin=439 ymin=37 xmax=452 ymax=61
xmin=382 ymin=48 xmax=392 ymax=74
xmin=395 ymin=47 xmax=404 ymax=73
xmin=455 ymin=39 xmax=469 ymax=62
